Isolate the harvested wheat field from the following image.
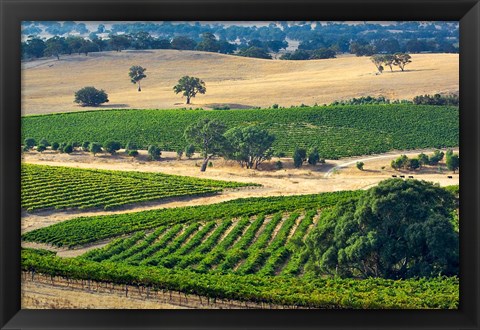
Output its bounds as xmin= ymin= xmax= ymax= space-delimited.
xmin=22 ymin=50 xmax=458 ymax=115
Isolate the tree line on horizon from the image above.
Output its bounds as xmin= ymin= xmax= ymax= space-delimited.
xmin=22 ymin=22 xmax=458 ymax=61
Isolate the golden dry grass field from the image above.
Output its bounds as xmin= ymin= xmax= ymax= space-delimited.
xmin=22 ymin=50 xmax=458 ymax=114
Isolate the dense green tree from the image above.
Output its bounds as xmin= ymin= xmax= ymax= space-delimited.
xmin=171 ymin=36 xmax=197 ymax=50
xmin=310 ymin=48 xmax=336 ymax=59
xmin=184 ymin=118 xmax=227 ymax=172
xmin=125 ymin=141 xmax=138 ymax=152
xmin=307 ymin=147 xmax=320 ymax=165
xmin=173 ymin=76 xmax=206 ymax=104
xmin=306 ymin=179 xmax=459 ymax=279
xmin=38 ymin=138 xmax=50 ymax=147
xmin=108 ymin=34 xmax=131 ymax=52
xmin=89 ymin=142 xmax=102 ymax=156
xmin=24 ymin=138 xmax=36 ymax=150
xmin=36 ymin=145 xmax=47 ymax=153
xmin=407 ymin=158 xmax=420 ymax=170
xmin=185 ymin=144 xmax=196 ymax=159
xmin=446 ymin=154 xmax=459 ymax=173
xmin=391 ymin=154 xmax=408 ymax=170
xmin=293 ymin=148 xmax=307 ymax=168
xmin=196 ymin=32 xmax=220 ymax=52
xmin=44 ymin=36 xmax=67 ymax=60
xmin=104 ymin=141 xmax=121 ymax=154
xmin=81 ymin=141 xmax=90 ymax=151
xmin=147 ymin=145 xmax=161 ymax=160
xmin=237 ymin=46 xmax=272 ymax=59
xmin=129 ymin=65 xmax=147 ymax=91
xmin=78 ymin=40 xmax=98 ymax=56
xmin=51 ymin=142 xmax=60 ymax=151
xmin=60 ymin=143 xmax=73 ymax=154
xmin=74 ymin=87 xmax=109 ymax=107
xmin=356 ymin=161 xmax=364 ymax=170
xmin=418 ymin=153 xmax=429 ymax=168
xmin=429 ymin=150 xmax=445 ymax=165
xmin=224 ymin=126 xmax=275 ymax=169
xmin=65 ymin=36 xmax=85 ymax=54
xmin=23 ymin=36 xmax=46 ymax=58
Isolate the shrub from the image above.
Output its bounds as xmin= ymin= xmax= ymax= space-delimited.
xmin=275 ymin=160 xmax=283 ymax=170
xmin=128 ymin=150 xmax=139 ymax=157
xmin=81 ymin=141 xmax=90 ymax=151
xmin=39 ymin=138 xmax=50 ymax=147
xmin=51 ymin=142 xmax=59 ymax=151
xmin=185 ymin=144 xmax=195 ymax=159
xmin=176 ymin=149 xmax=183 ymax=159
xmin=24 ymin=138 xmax=36 ymax=150
xmin=356 ymin=161 xmax=364 ymax=170
xmin=36 ymin=145 xmax=47 ymax=153
xmin=89 ymin=142 xmax=102 ymax=156
xmin=429 ymin=150 xmax=445 ymax=165
xmin=74 ymin=87 xmax=109 ymax=107
xmin=293 ymin=148 xmax=307 ymax=168
xmin=60 ymin=143 xmax=73 ymax=154
xmin=104 ymin=141 xmax=121 ymax=154
xmin=125 ymin=141 xmax=138 ymax=152
xmin=271 ymin=104 xmax=279 ymax=109
xmin=208 ymin=161 xmax=213 ymax=167
xmin=307 ymin=148 xmax=320 ymax=165
xmin=148 ymin=145 xmax=161 ymax=160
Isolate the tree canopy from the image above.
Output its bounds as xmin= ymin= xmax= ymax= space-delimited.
xmin=224 ymin=126 xmax=275 ymax=169
xmin=74 ymin=87 xmax=109 ymax=107
xmin=129 ymin=65 xmax=147 ymax=91
xmin=173 ymin=76 xmax=206 ymax=104
xmin=184 ymin=118 xmax=227 ymax=171
xmin=306 ymin=179 xmax=458 ymax=279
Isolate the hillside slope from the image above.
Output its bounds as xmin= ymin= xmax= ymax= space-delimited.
xmin=22 ymin=50 xmax=458 ymax=114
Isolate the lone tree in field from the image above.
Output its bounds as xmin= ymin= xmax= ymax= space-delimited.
xmin=74 ymin=87 xmax=109 ymax=107
xmin=224 ymin=125 xmax=275 ymax=169
xmin=371 ymin=55 xmax=385 ymax=73
xmin=305 ymin=179 xmax=458 ymax=279
xmin=129 ymin=65 xmax=147 ymax=92
xmin=393 ymin=53 xmax=412 ymax=71
xmin=184 ymin=118 xmax=227 ymax=172
xmin=173 ymin=76 xmax=206 ymax=104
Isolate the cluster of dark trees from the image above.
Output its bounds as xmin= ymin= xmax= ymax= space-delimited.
xmin=329 ymin=94 xmax=459 ymax=106
xmin=391 ymin=150 xmax=459 ymax=173
xmin=349 ymin=37 xmax=457 ymax=56
xmin=22 ymin=21 xmax=459 ymax=60
xmin=280 ymin=48 xmax=336 ymax=60
xmin=306 ymin=178 xmax=459 ymax=279
xmin=184 ymin=119 xmax=276 ymax=172
xmin=23 ymin=137 xmax=164 ymax=160
xmin=371 ymin=53 xmax=412 ymax=72
xmin=413 ymin=94 xmax=459 ymax=106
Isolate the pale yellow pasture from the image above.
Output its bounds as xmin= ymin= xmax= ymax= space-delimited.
xmin=22 ymin=50 xmax=458 ymax=114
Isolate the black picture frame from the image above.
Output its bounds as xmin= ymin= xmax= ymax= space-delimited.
xmin=1 ymin=0 xmax=479 ymax=329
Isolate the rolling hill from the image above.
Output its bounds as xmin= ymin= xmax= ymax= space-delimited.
xmin=22 ymin=50 xmax=458 ymax=115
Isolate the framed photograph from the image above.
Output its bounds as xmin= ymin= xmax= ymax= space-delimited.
xmin=1 ymin=0 xmax=479 ymax=329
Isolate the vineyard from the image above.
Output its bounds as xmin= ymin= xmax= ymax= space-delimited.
xmin=22 ymin=104 xmax=459 ymax=159
xmin=21 ymin=164 xmax=254 ymax=212
xmin=79 ymin=210 xmax=317 ymax=276
xmin=21 ymin=187 xmax=460 ymax=308
xmin=22 ymin=191 xmax=362 ymax=247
